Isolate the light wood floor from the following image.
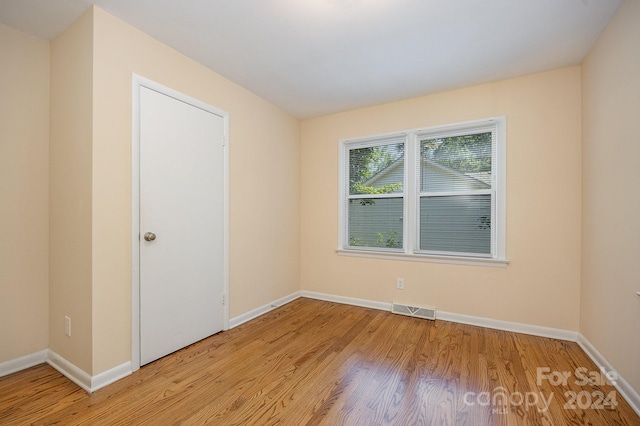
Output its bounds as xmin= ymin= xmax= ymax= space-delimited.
xmin=1 ymin=298 xmax=638 ymax=425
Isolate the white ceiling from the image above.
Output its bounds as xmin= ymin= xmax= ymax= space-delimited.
xmin=0 ymin=0 xmax=622 ymax=118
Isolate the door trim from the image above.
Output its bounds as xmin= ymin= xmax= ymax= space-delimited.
xmin=130 ymin=74 xmax=230 ymax=372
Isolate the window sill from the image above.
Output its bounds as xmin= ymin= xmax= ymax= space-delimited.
xmin=336 ymin=249 xmax=509 ymax=268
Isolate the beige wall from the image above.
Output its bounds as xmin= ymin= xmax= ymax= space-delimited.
xmin=300 ymin=67 xmax=582 ymax=331
xmin=581 ymin=0 xmax=640 ymax=393
xmin=90 ymin=8 xmax=300 ymax=374
xmin=48 ymin=10 xmax=94 ymax=373
xmin=3 ymin=5 xmax=299 ymax=377
xmin=0 ymin=24 xmax=50 ymax=363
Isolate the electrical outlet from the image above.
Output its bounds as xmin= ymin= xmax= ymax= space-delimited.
xmin=397 ymin=277 xmax=405 ymax=289
xmin=64 ymin=316 xmax=71 ymax=337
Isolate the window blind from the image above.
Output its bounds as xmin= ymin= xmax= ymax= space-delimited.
xmin=417 ymin=127 xmax=496 ymax=256
xmin=346 ymin=136 xmax=405 ymax=250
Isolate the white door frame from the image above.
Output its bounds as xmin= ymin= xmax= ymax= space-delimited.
xmin=131 ymin=74 xmax=230 ymax=372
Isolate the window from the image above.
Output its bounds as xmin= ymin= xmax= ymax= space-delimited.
xmin=346 ymin=136 xmax=405 ymax=251
xmin=338 ymin=118 xmax=506 ymax=266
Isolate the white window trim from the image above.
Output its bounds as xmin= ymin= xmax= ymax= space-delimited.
xmin=337 ymin=117 xmax=508 ymax=267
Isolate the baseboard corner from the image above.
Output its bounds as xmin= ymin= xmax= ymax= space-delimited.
xmin=229 ymin=291 xmax=302 ymax=329
xmin=577 ymin=334 xmax=640 ymax=417
xmin=46 ymin=349 xmax=92 ymax=392
xmin=91 ymin=362 xmax=132 ymax=392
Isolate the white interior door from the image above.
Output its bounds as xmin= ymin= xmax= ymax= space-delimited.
xmin=139 ymin=85 xmax=225 ymax=365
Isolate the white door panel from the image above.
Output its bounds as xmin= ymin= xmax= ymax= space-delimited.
xmin=139 ymin=86 xmax=224 ymax=365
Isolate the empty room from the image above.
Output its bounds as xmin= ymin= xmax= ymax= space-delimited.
xmin=1 ymin=0 xmax=639 ymax=424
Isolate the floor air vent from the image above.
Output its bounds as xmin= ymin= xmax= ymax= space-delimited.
xmin=391 ymin=303 xmax=436 ymax=320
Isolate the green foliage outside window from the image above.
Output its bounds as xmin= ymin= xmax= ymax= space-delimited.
xmin=422 ymin=132 xmax=492 ymax=173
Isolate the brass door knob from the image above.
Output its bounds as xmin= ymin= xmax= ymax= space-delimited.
xmin=144 ymin=232 xmax=157 ymax=241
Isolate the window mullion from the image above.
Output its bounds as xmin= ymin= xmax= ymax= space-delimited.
xmin=348 ymin=193 xmax=404 ymax=200
xmin=405 ymin=132 xmax=416 ymax=254
xmin=419 ymin=189 xmax=493 ymax=197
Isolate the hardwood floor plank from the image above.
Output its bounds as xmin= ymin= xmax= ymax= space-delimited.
xmin=1 ymin=298 xmax=638 ymax=425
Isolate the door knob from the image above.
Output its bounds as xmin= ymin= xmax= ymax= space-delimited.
xmin=144 ymin=232 xmax=157 ymax=241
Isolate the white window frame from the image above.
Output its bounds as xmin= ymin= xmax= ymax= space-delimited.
xmin=342 ymin=134 xmax=407 ymax=253
xmin=337 ymin=117 xmax=507 ymax=267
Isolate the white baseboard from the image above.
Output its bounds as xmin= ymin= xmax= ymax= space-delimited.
xmin=234 ymin=290 xmax=579 ymax=343
xmin=436 ymin=310 xmax=579 ymax=341
xmin=577 ymin=334 xmax=640 ymax=417
xmin=229 ymin=291 xmax=302 ymax=328
xmin=47 ymin=350 xmax=131 ymax=393
xmin=301 ymin=290 xmax=576 ymax=340
xmin=0 ymin=350 xmax=47 ymax=378
xmin=91 ymin=361 xmax=132 ymax=392
xmin=46 ymin=350 xmax=92 ymax=392
xmin=301 ymin=290 xmax=392 ymax=311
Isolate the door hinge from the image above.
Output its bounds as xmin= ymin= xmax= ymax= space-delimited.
xmin=222 ymin=293 xmax=226 ymax=306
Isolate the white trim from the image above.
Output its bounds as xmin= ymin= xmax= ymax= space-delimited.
xmin=229 ymin=291 xmax=302 ymax=328
xmin=436 ymin=311 xmax=578 ymax=341
xmin=494 ymin=116 xmax=507 ymax=260
xmin=46 ymin=350 xmax=92 ymax=392
xmin=406 ymin=136 xmax=416 ymax=253
xmin=349 ymin=193 xmax=404 ymax=200
xmin=91 ymin=362 xmax=132 ymax=392
xmin=301 ymin=291 xmax=572 ymax=339
xmin=0 ymin=349 xmax=47 ymax=378
xmin=342 ymin=132 xmax=408 ymax=148
xmin=416 ymin=120 xmax=498 ymax=140
xmin=577 ymin=334 xmax=640 ymax=417
xmin=336 ymin=249 xmax=509 ymax=267
xmin=229 ymin=291 xmax=392 ymax=329
xmin=130 ymin=74 xmax=230 ymax=372
xmin=131 ymin=74 xmax=142 ymax=373
xmin=419 ymin=189 xmax=493 ymax=197
xmin=46 ymin=350 xmax=131 ymax=393
xmin=301 ymin=291 xmax=392 ymax=311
